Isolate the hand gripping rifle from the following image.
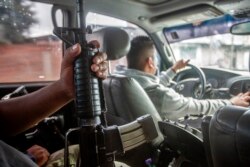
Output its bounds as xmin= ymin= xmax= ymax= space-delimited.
xmin=53 ymin=0 xmax=158 ymax=166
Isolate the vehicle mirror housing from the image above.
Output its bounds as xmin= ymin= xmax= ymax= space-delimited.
xmin=230 ymin=21 xmax=250 ymax=35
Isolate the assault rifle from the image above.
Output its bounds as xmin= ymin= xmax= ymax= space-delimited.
xmin=53 ymin=0 xmax=158 ymax=166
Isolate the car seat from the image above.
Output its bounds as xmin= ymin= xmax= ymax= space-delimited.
xmin=91 ymin=27 xmax=163 ymax=166
xmin=209 ymin=106 xmax=250 ymax=167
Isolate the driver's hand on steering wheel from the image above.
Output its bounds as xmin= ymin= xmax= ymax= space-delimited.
xmin=171 ymin=59 xmax=190 ymax=73
xmin=230 ymin=91 xmax=250 ymax=107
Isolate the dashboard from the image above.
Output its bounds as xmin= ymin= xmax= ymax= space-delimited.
xmin=226 ymin=76 xmax=250 ymax=95
xmin=174 ymin=67 xmax=250 ymax=97
xmin=203 ymin=68 xmax=250 ymax=96
xmin=201 ymin=68 xmax=240 ymax=89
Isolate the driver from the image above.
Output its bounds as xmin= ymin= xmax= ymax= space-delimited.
xmin=116 ymin=36 xmax=250 ymax=120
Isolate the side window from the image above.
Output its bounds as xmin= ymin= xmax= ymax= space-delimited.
xmin=0 ymin=1 xmax=62 ymax=83
xmin=86 ymin=12 xmax=147 ymax=73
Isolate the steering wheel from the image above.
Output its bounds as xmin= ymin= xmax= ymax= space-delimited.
xmin=173 ymin=64 xmax=206 ymax=99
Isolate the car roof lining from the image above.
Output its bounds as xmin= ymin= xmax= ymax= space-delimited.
xmin=31 ymin=0 xmax=250 ymax=34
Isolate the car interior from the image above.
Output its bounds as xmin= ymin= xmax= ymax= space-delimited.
xmin=1 ymin=0 xmax=250 ymax=166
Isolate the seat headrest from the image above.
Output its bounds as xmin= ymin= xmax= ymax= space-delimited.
xmin=87 ymin=27 xmax=130 ymax=60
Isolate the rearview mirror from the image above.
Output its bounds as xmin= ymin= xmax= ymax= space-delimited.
xmin=230 ymin=21 xmax=250 ymax=35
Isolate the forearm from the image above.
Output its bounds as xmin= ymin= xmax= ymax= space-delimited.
xmin=159 ymin=68 xmax=176 ymax=86
xmin=160 ymin=88 xmax=231 ymax=120
xmin=0 ymin=44 xmax=107 ymax=137
xmin=0 ymin=81 xmax=72 ymax=136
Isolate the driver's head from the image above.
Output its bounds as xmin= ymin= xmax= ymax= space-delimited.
xmin=127 ymin=36 xmax=158 ymax=75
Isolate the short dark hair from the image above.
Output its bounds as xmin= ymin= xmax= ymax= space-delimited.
xmin=127 ymin=36 xmax=154 ymax=70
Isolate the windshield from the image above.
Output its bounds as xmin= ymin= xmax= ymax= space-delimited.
xmin=164 ymin=15 xmax=250 ymax=71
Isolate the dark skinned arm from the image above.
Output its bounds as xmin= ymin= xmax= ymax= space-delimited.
xmin=0 ymin=43 xmax=107 ymax=136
